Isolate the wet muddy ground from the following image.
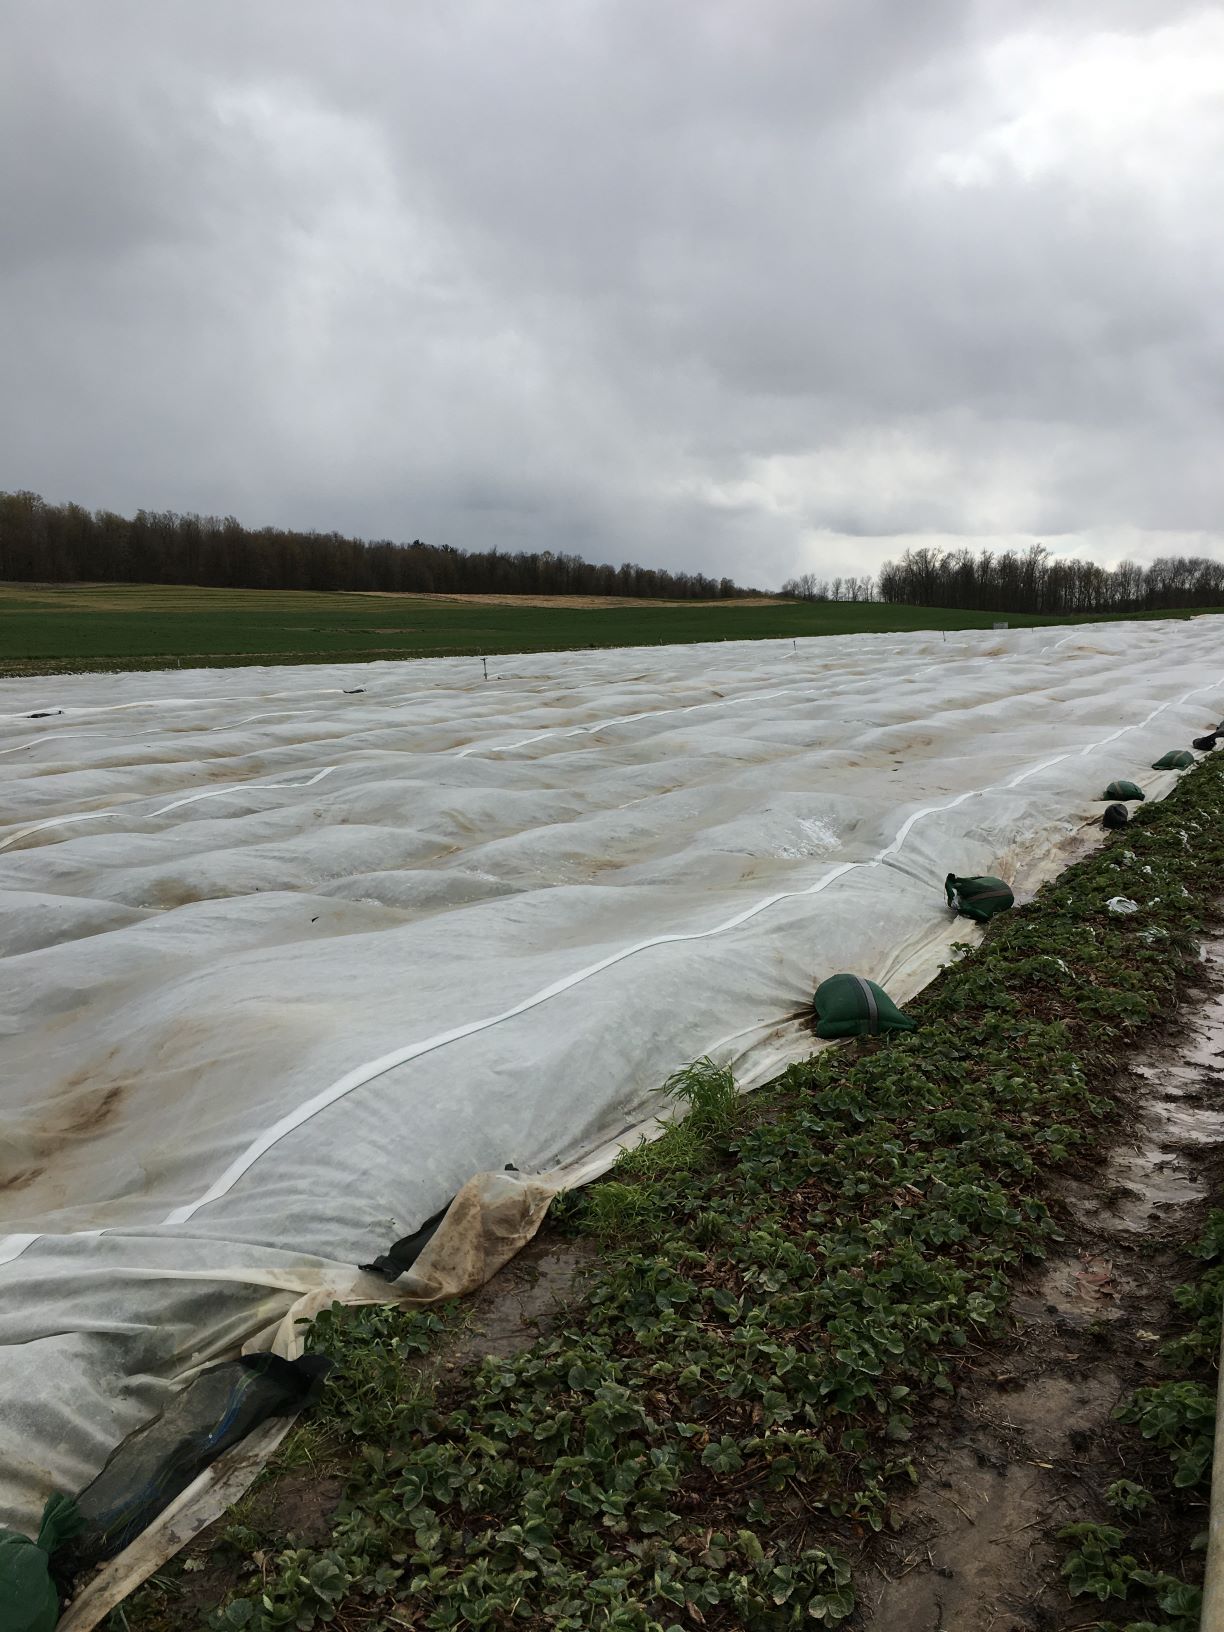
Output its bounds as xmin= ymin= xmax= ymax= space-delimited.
xmin=861 ymin=935 xmax=1224 ymax=1632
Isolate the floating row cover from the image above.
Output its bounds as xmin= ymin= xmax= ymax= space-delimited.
xmin=1152 ymin=750 xmax=1196 ymax=770
xmin=3 ymin=622 xmax=1223 ymax=1580
xmin=0 ymin=1495 xmax=80 ymax=1632
xmin=1104 ymin=780 xmax=1145 ymax=801
xmin=945 ymin=873 xmax=1016 ymax=922
xmin=813 ymin=973 xmax=916 ymax=1039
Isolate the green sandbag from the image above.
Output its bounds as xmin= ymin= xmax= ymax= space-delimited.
xmin=1151 ymin=750 xmax=1195 ymax=770
xmin=813 ymin=973 xmax=915 ymax=1039
xmin=945 ymin=873 xmax=1015 ymax=922
xmin=0 ymin=1494 xmax=80 ymax=1632
xmin=1103 ymin=780 xmax=1145 ymax=801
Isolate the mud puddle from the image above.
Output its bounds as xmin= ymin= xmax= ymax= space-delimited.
xmin=440 ymin=1235 xmax=593 ymax=1367
xmin=862 ymin=935 xmax=1224 ymax=1632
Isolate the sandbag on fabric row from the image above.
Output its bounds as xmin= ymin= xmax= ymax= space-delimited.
xmin=816 ymin=866 xmax=1023 ymax=1037
xmin=813 ymin=973 xmax=916 ymax=1039
xmin=945 ymin=873 xmax=1015 ymax=922
xmin=0 ymin=1495 xmax=81 ymax=1632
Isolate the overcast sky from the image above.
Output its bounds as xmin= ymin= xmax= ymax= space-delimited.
xmin=2 ymin=1 xmax=1221 ymax=589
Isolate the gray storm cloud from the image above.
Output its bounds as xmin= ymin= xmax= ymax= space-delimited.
xmin=1 ymin=0 xmax=1221 ymax=588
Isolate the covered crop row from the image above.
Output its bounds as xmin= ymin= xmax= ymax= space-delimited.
xmin=0 ymin=620 xmax=1221 ymax=1624
xmin=112 ymin=728 xmax=1224 ymax=1632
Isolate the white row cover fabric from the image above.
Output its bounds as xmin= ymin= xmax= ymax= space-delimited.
xmin=1 ymin=618 xmax=1222 ymax=1532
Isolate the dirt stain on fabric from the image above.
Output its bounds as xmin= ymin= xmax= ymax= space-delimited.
xmin=0 ymin=1165 xmax=46 ymax=1195
xmin=59 ymin=1083 xmax=126 ymax=1137
xmin=1 ymin=1072 xmax=128 ymax=1196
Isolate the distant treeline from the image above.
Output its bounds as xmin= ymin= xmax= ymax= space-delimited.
xmin=4 ymin=492 xmax=1220 ymax=615
xmin=0 ymin=490 xmax=754 ymax=600
xmin=877 ymin=544 xmax=1224 ymax=615
xmin=779 ymin=572 xmax=877 ymax=603
xmin=785 ymin=546 xmax=1224 ymax=613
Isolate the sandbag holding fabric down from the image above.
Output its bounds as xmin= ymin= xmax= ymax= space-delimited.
xmin=944 ymin=873 xmax=1015 ymax=922
xmin=1102 ymin=803 xmax=1129 ymax=830
xmin=1152 ymin=750 xmax=1195 ymax=770
xmin=813 ymin=973 xmax=915 ymax=1039
xmin=0 ymin=1493 xmax=80 ymax=1632
xmin=1104 ymin=780 xmax=1145 ymax=801
xmin=1192 ymin=734 xmax=1219 ymax=751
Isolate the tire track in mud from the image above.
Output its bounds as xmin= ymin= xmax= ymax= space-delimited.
xmin=863 ymin=938 xmax=1224 ymax=1632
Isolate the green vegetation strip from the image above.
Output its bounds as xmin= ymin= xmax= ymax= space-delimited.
xmin=1059 ymin=1211 xmax=1224 ymax=1631
xmin=140 ymin=757 xmax=1224 ymax=1632
xmin=3 ymin=582 xmax=1218 ymax=677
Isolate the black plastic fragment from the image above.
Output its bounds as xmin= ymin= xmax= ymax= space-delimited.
xmin=360 ymin=1200 xmax=452 ymax=1281
xmin=360 ymin=1169 xmax=518 ymax=1282
xmin=58 ymin=1353 xmax=331 ymax=1575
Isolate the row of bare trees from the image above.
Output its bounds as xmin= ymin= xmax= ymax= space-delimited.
xmin=3 ymin=490 xmax=1219 ymax=614
xmin=876 ymin=544 xmax=1224 ymax=614
xmin=779 ymin=572 xmax=876 ymax=602
xmin=0 ymin=490 xmax=753 ymax=601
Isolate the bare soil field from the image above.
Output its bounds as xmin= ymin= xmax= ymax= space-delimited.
xmin=357 ymin=591 xmax=793 ymax=608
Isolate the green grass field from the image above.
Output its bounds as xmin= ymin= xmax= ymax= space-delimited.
xmin=0 ymin=582 xmax=1218 ymax=677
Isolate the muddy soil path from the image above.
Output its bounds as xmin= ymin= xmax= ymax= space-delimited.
xmin=862 ymin=935 xmax=1224 ymax=1632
